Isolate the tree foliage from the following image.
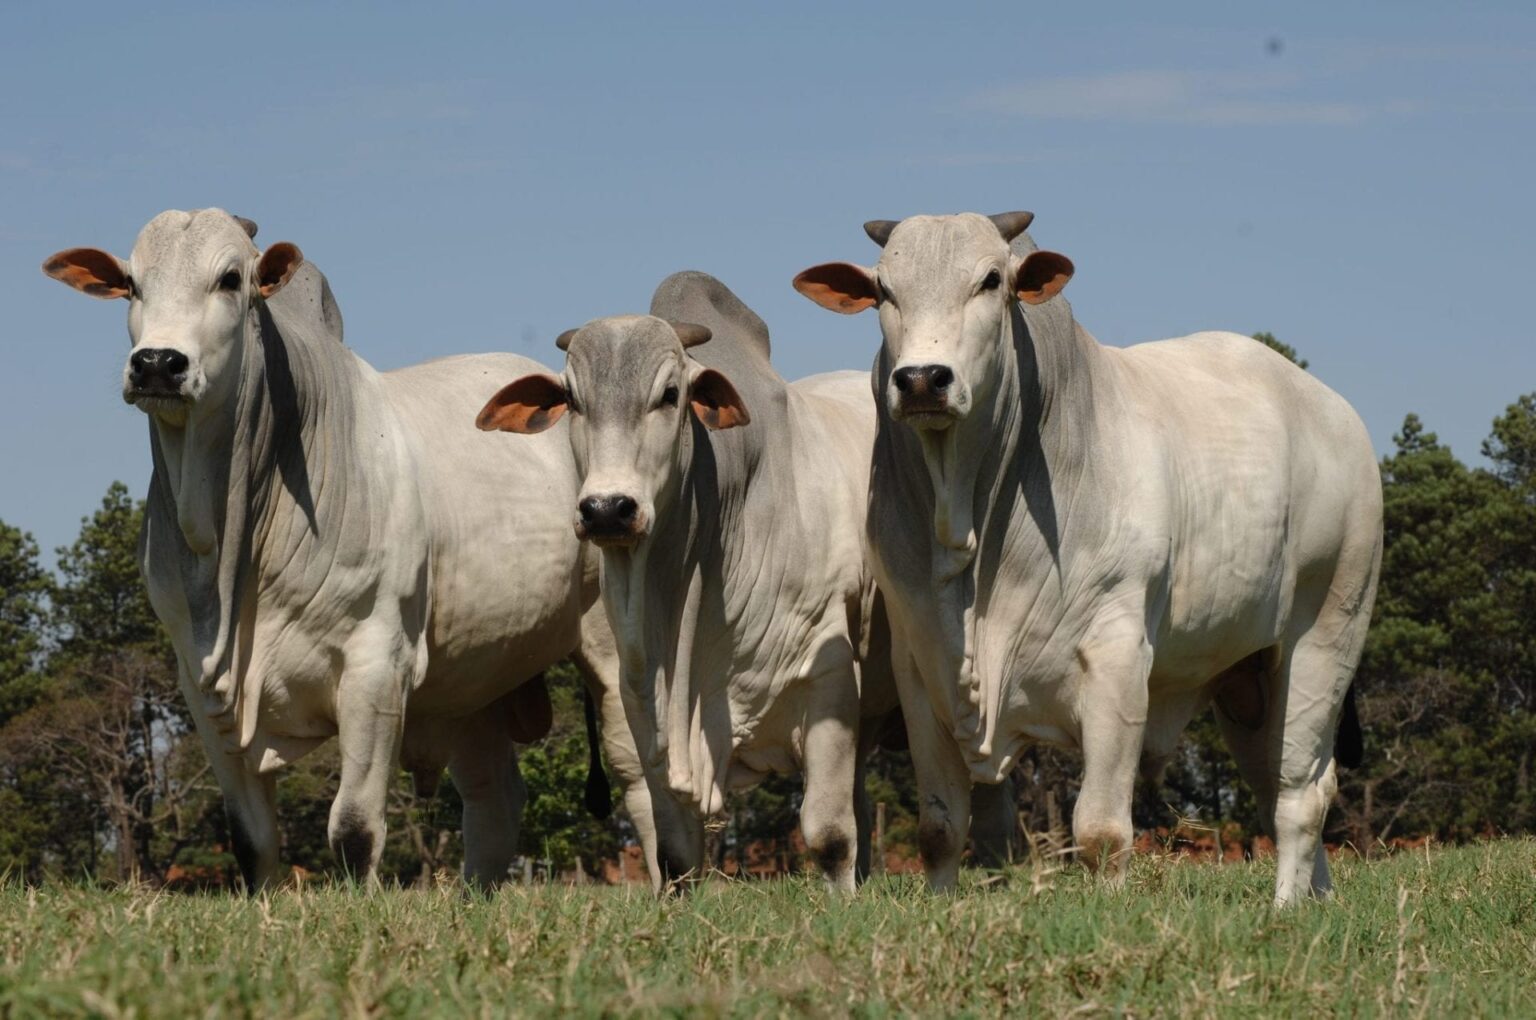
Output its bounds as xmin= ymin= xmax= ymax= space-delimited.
xmin=1251 ymin=330 xmax=1308 ymax=369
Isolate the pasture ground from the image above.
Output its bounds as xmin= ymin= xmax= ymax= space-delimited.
xmin=2 ymin=840 xmax=1534 ymax=1018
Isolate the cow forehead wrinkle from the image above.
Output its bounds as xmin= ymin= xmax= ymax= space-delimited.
xmin=880 ymin=216 xmax=1009 ymax=293
xmin=565 ymin=317 xmax=684 ymax=396
xmin=131 ymin=210 xmax=258 ymax=291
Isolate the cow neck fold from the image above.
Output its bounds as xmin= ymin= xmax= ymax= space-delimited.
xmin=146 ymin=292 xmax=357 ymax=752
xmin=638 ymin=399 xmax=784 ymax=818
xmin=916 ymin=295 xmax=1105 ymax=766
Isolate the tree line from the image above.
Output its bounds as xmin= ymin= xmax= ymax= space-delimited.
xmin=2 ymin=335 xmax=1533 ymax=884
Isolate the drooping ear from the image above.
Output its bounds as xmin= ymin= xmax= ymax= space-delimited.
xmin=41 ymin=248 xmax=131 ymax=299
xmin=256 ymin=242 xmax=304 ymax=298
xmin=689 ymin=368 xmax=750 ymax=430
xmin=1013 ymin=250 xmax=1075 ymax=305
xmin=477 ymin=374 xmax=570 ymax=434
xmin=792 ymin=262 xmax=878 ymax=314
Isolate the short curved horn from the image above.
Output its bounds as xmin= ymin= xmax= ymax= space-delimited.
xmin=556 ymin=328 xmax=578 ymax=351
xmin=988 ymin=211 xmax=1035 ymax=242
xmin=863 ymin=220 xmax=899 ymax=247
xmin=232 ymin=216 xmax=259 ymax=239
xmin=668 ymin=321 xmax=712 ymax=348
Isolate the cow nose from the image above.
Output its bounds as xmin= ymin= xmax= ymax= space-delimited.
xmin=129 ymin=348 xmax=190 ymax=385
xmin=892 ymin=365 xmax=954 ymax=397
xmin=578 ymin=495 xmax=639 ymax=533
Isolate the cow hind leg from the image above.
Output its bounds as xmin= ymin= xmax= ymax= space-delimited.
xmin=1216 ymin=636 xmax=1351 ymax=906
xmin=449 ymin=696 xmax=527 ymax=890
xmin=851 ymin=726 xmax=876 ymax=883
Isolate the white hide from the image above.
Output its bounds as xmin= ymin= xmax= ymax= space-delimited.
xmin=796 ymin=213 xmax=1382 ymax=905
xmin=45 ymin=209 xmax=619 ymax=889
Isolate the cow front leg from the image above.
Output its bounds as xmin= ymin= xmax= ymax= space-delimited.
xmin=970 ymin=775 xmax=1020 ymax=868
xmin=575 ymin=610 xmax=701 ymax=893
xmin=891 ymin=652 xmax=971 ymax=891
xmin=800 ymin=656 xmax=862 ymax=895
xmin=180 ymin=666 xmax=282 ymax=891
xmin=1072 ymin=623 xmax=1152 ymax=884
xmin=329 ymin=631 xmax=412 ymax=884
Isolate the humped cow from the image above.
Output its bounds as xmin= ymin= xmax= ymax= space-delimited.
xmin=41 ymin=209 xmax=631 ymax=889
xmin=476 ymin=272 xmax=899 ymax=891
xmin=793 ymin=212 xmax=1381 ymax=905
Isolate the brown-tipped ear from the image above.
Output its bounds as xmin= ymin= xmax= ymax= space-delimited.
xmin=477 ymin=374 xmax=569 ymax=434
xmin=256 ymin=242 xmax=304 ymax=298
xmin=42 ymin=248 xmax=130 ymax=299
xmin=689 ymin=369 xmax=750 ymax=430
xmin=792 ymin=262 xmax=878 ymax=314
xmin=1015 ymin=250 xmax=1074 ymax=305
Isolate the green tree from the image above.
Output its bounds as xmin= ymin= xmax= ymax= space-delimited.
xmin=51 ymin=482 xmax=169 ymax=665
xmin=1251 ymin=331 xmax=1308 ymax=370
xmin=515 ymin=663 xmax=622 ymax=877
xmin=1484 ymin=393 xmax=1536 ymax=495
xmin=0 ymin=482 xmax=218 ymax=883
xmin=0 ymin=521 xmax=49 ymax=724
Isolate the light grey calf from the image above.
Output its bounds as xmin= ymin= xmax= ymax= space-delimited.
xmin=479 ymin=272 xmax=899 ymax=891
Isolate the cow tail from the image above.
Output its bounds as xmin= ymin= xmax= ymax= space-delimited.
xmin=583 ymin=688 xmax=613 ymax=820
xmin=1335 ymin=683 xmax=1364 ymax=770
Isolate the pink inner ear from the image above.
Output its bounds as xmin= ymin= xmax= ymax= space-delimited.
xmin=257 ymin=243 xmax=304 ymax=298
xmin=1016 ymin=251 xmax=1075 ymax=304
xmin=42 ymin=248 xmax=129 ymax=299
xmin=476 ymin=375 xmax=569 ymax=434
xmin=792 ymin=263 xmax=878 ymax=314
xmin=690 ymin=369 xmax=751 ymax=430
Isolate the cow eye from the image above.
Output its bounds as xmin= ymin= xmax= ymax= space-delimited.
xmin=218 ymin=270 xmax=242 ymax=292
xmin=980 ymin=269 xmax=1002 ymax=292
xmin=660 ymin=386 xmax=679 ymax=408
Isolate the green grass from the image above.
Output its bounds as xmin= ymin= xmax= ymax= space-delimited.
xmin=3 ymin=841 xmax=1535 ymax=1018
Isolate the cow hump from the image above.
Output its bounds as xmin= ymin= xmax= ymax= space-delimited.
xmin=649 ymin=271 xmax=770 ymax=360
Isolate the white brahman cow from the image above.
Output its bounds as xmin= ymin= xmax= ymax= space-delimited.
xmin=42 ymin=209 xmax=637 ymax=889
xmin=793 ymin=212 xmax=1379 ymax=904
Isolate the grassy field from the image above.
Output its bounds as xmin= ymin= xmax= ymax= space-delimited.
xmin=2 ymin=841 xmax=1534 ymax=1018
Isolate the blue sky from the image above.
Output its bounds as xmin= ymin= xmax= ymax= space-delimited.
xmin=3 ymin=2 xmax=1533 ymax=560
